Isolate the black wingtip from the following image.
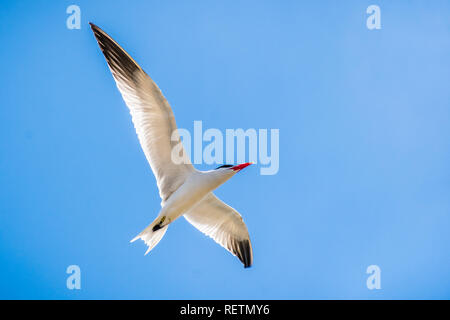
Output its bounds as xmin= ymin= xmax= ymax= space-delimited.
xmin=235 ymin=239 xmax=253 ymax=269
xmin=89 ymin=22 xmax=104 ymax=42
xmin=89 ymin=22 xmax=104 ymax=39
xmin=88 ymin=22 xmax=142 ymax=84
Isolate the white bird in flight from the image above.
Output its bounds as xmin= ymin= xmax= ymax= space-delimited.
xmin=90 ymin=23 xmax=253 ymax=268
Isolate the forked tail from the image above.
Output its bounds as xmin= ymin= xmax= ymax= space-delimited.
xmin=130 ymin=217 xmax=169 ymax=255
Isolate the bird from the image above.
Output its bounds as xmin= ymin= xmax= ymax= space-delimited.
xmin=89 ymin=23 xmax=254 ymax=268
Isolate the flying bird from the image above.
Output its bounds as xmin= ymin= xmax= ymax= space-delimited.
xmin=90 ymin=23 xmax=253 ymax=268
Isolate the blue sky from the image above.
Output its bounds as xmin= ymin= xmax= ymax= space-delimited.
xmin=1 ymin=0 xmax=450 ymax=299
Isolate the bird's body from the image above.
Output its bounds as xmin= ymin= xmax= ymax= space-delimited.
xmin=139 ymin=169 xmax=232 ymax=237
xmin=90 ymin=23 xmax=254 ymax=268
xmin=157 ymin=170 xmax=233 ymax=225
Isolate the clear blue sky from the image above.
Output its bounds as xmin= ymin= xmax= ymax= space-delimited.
xmin=1 ymin=0 xmax=450 ymax=299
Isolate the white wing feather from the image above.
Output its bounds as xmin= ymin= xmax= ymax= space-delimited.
xmin=184 ymin=193 xmax=253 ymax=268
xmin=90 ymin=23 xmax=193 ymax=203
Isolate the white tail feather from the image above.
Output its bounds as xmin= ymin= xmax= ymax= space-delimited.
xmin=130 ymin=219 xmax=169 ymax=255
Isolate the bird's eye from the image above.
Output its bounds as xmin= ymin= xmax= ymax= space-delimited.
xmin=215 ymin=164 xmax=233 ymax=170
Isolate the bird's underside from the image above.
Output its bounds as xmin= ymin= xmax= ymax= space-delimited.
xmin=90 ymin=22 xmax=253 ymax=268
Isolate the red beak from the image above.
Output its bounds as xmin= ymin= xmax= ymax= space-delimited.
xmin=231 ymin=162 xmax=253 ymax=171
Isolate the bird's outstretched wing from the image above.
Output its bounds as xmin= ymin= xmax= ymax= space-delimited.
xmin=90 ymin=23 xmax=194 ymax=203
xmin=183 ymin=193 xmax=253 ymax=268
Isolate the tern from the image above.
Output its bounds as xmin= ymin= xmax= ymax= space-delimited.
xmin=90 ymin=23 xmax=253 ymax=268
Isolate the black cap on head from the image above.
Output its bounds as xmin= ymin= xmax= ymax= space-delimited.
xmin=215 ymin=164 xmax=233 ymax=170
